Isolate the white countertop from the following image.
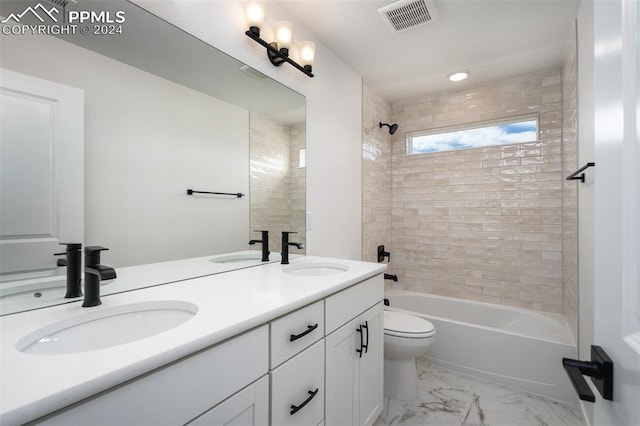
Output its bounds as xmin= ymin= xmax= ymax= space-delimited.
xmin=0 ymin=255 xmax=386 ymax=425
xmin=0 ymin=250 xmax=282 ymax=316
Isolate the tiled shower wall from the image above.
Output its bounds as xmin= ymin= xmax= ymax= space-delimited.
xmin=362 ymin=84 xmax=393 ymax=266
xmin=562 ymin=25 xmax=579 ymax=338
xmin=250 ymin=113 xmax=306 ymax=252
xmin=390 ymin=69 xmax=565 ymax=313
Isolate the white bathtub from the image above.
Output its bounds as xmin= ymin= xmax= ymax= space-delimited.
xmin=386 ymin=291 xmax=578 ymax=404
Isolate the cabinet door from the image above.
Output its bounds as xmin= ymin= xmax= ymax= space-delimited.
xmin=187 ymin=375 xmax=268 ymax=426
xmin=358 ymin=303 xmax=384 ymax=426
xmin=325 ymin=316 xmax=359 ymax=426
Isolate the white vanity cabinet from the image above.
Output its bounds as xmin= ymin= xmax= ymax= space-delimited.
xmin=24 ymin=272 xmax=384 ymax=426
xmin=325 ymin=275 xmax=384 ymax=426
xmin=35 ymin=326 xmax=270 ymax=426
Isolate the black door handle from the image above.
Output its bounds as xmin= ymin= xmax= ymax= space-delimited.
xmin=289 ymin=324 xmax=318 ymax=342
xmin=362 ymin=321 xmax=369 ymax=354
xmin=356 ymin=325 xmax=363 ymax=358
xmin=290 ymin=388 xmax=319 ymax=415
xmin=562 ymin=345 xmax=613 ymax=402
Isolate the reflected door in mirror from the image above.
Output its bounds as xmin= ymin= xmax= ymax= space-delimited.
xmin=0 ymin=69 xmax=84 ymax=282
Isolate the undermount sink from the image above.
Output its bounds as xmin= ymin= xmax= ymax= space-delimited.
xmin=0 ymin=279 xmax=68 ymax=305
xmin=284 ymin=262 xmax=349 ymax=276
xmin=17 ymin=301 xmax=197 ymax=355
xmin=210 ymin=252 xmax=262 ymax=264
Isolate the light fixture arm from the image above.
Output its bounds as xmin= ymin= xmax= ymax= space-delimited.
xmin=245 ymin=30 xmax=314 ymax=78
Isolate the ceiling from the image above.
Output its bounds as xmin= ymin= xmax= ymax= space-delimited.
xmin=278 ymin=0 xmax=581 ymax=103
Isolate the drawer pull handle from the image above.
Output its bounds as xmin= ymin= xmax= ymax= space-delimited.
xmin=289 ymin=323 xmax=319 ymax=342
xmin=356 ymin=325 xmax=364 ymax=358
xmin=290 ymin=388 xmax=319 ymax=415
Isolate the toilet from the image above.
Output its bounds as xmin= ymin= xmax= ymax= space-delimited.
xmin=383 ymin=310 xmax=436 ymax=401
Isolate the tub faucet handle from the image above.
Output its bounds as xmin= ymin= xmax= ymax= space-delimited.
xmin=378 ymin=245 xmax=391 ymax=263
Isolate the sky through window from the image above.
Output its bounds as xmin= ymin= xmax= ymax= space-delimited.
xmin=409 ymin=118 xmax=538 ymax=154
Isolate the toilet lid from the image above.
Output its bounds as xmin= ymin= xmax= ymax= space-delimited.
xmin=384 ymin=310 xmax=435 ymax=337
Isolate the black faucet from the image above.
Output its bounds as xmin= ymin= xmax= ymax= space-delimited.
xmin=54 ymin=242 xmax=83 ymax=298
xmin=281 ymin=231 xmax=304 ymax=265
xmin=249 ymin=230 xmax=270 ymax=261
xmin=384 ymin=273 xmax=398 ymax=282
xmin=83 ymin=246 xmax=117 ymax=307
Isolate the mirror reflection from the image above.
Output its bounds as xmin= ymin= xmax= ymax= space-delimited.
xmin=0 ymin=0 xmax=306 ymax=315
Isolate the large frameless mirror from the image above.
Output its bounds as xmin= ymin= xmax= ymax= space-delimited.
xmin=0 ymin=0 xmax=306 ymax=315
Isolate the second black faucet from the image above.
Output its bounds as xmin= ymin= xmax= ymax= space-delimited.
xmin=83 ymin=246 xmax=117 ymax=307
xmin=281 ymin=231 xmax=304 ymax=265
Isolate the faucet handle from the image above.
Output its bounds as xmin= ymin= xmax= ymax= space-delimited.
xmin=54 ymin=242 xmax=82 ymax=257
xmin=59 ymin=242 xmax=82 ymax=251
xmin=85 ymin=246 xmax=110 ymax=266
xmin=85 ymin=246 xmax=109 ymax=253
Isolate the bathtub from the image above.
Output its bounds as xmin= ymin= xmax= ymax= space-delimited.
xmin=386 ymin=291 xmax=578 ymax=404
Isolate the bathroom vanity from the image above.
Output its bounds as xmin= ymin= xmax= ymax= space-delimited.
xmin=0 ymin=256 xmax=385 ymax=425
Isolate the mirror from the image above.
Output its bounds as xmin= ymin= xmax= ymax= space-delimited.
xmin=0 ymin=0 xmax=306 ymax=315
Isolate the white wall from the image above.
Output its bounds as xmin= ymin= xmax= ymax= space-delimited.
xmin=132 ymin=0 xmax=364 ymax=260
xmin=576 ymin=1 xmax=595 ymax=422
xmin=0 ymin=33 xmax=250 ymax=267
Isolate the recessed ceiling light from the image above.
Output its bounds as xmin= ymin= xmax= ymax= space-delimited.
xmin=448 ymin=71 xmax=469 ymax=82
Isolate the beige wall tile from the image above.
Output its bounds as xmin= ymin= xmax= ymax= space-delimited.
xmin=390 ymin=68 xmax=566 ymax=314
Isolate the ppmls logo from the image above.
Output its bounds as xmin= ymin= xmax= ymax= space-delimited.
xmin=0 ymin=3 xmax=59 ymax=24
xmin=2 ymin=1 xmax=126 ymax=36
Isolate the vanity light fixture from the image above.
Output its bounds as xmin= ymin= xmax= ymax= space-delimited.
xmin=244 ymin=2 xmax=315 ymax=77
xmin=448 ymin=70 xmax=469 ymax=82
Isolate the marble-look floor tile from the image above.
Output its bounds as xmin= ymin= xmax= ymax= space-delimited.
xmin=374 ymin=357 xmax=585 ymax=426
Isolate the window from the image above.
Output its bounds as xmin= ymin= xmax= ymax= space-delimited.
xmin=407 ymin=115 xmax=539 ymax=155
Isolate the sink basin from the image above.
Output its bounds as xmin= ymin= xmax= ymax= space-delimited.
xmin=0 ymin=279 xmax=68 ymax=305
xmin=284 ymin=262 xmax=349 ymax=276
xmin=210 ymin=252 xmax=262 ymax=264
xmin=17 ymin=301 xmax=197 ymax=355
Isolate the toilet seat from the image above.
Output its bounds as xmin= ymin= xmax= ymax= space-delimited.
xmin=384 ymin=310 xmax=435 ymax=338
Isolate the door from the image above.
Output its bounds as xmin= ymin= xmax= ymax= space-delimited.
xmin=325 ymin=316 xmax=359 ymax=426
xmin=358 ymin=303 xmax=384 ymax=426
xmin=187 ymin=376 xmax=269 ymax=425
xmin=0 ymin=69 xmax=83 ymax=281
xmin=577 ymin=0 xmax=640 ymax=424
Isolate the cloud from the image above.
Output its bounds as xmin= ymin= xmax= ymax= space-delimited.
xmin=412 ymin=120 xmax=537 ymax=153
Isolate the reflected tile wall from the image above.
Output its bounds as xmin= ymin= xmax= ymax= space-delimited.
xmin=391 ymin=69 xmax=565 ymax=313
xmin=250 ymin=113 xmax=306 ymax=252
xmin=562 ymin=26 xmax=578 ymax=339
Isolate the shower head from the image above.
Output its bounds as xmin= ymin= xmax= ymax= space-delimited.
xmin=379 ymin=122 xmax=399 ymax=135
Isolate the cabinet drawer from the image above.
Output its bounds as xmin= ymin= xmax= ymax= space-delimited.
xmin=271 ymin=300 xmax=324 ymax=368
xmin=325 ymin=274 xmax=384 ymax=334
xmin=37 ymin=326 xmax=269 ymax=426
xmin=271 ymin=339 xmax=324 ymax=426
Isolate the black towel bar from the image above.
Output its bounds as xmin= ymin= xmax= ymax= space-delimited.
xmin=186 ymin=189 xmax=245 ymax=198
xmin=566 ymin=162 xmax=595 ymax=183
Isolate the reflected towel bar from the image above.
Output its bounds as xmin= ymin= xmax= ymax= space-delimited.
xmin=566 ymin=162 xmax=595 ymax=183
xmin=186 ymin=189 xmax=245 ymax=198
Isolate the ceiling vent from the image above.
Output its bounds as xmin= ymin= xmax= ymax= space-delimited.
xmin=378 ymin=0 xmax=439 ymax=32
